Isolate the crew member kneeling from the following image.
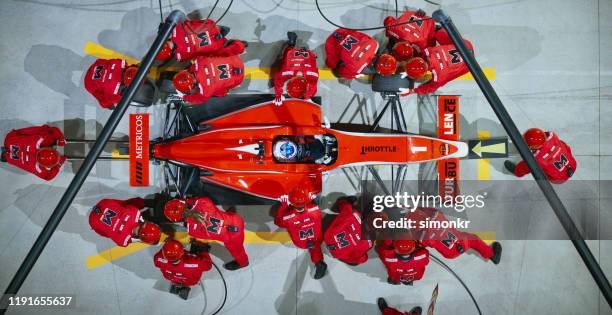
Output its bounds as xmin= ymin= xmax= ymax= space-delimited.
xmin=2 ymin=125 xmax=66 ymax=180
xmin=273 ymin=32 xmax=319 ymax=106
xmin=275 ymin=187 xmax=327 ymax=279
xmin=154 ymin=239 xmax=212 ymax=300
xmin=172 ymin=41 xmax=246 ymax=105
xmin=164 ymin=197 xmax=249 ymax=271
xmin=89 ymin=198 xmax=161 ymax=247
xmin=505 ymin=128 xmax=577 ymax=184
xmin=325 ymin=28 xmax=379 ymax=79
xmin=84 ymin=59 xmax=139 ymax=109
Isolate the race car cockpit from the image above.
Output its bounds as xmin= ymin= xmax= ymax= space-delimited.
xmin=272 ymin=134 xmax=338 ymax=165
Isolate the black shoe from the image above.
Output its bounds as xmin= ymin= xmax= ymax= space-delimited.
xmin=504 ymin=160 xmax=516 ymax=174
xmin=287 ymin=31 xmax=297 ymax=47
xmin=491 ymin=241 xmax=502 ymax=265
xmin=219 ymin=25 xmax=230 ymax=37
xmin=226 ymin=206 xmax=237 ymax=213
xmin=387 ymin=277 xmax=400 ymax=285
xmin=402 ymin=281 xmax=413 ymax=286
xmin=178 ymin=286 xmax=190 ymax=300
xmin=224 ymin=260 xmax=248 ymax=271
xmin=345 ymin=196 xmax=358 ymax=205
xmin=345 ymin=261 xmax=358 ymax=266
xmin=169 ymin=284 xmax=180 ymax=294
xmin=240 ymin=40 xmax=249 ymax=48
xmin=377 ymin=298 xmax=389 ymax=312
xmin=409 ymin=306 xmax=423 ymax=315
xmin=314 ymin=261 xmax=327 ymax=279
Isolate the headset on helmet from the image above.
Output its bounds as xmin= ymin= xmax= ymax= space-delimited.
xmin=164 ymin=199 xmax=186 ymax=222
xmin=173 ymin=70 xmax=196 ymax=93
xmin=375 ymin=54 xmax=397 ymax=76
xmin=394 ymin=239 xmax=416 ymax=256
xmin=523 ymin=128 xmax=546 ymax=150
xmin=405 ymin=57 xmax=428 ymax=80
xmin=162 ymin=240 xmax=184 ymax=262
xmin=138 ymin=222 xmax=161 ymax=245
xmin=36 ymin=147 xmax=60 ymax=169
xmin=286 ymin=77 xmax=308 ymax=99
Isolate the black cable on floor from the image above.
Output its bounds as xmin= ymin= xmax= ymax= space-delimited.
xmin=314 ymin=0 xmax=433 ymax=31
xmin=206 ymin=0 xmax=221 ymax=19
xmin=209 ymin=261 xmax=228 ymax=315
xmin=158 ymin=0 xmax=163 ymax=22
xmin=430 ymin=254 xmax=482 ymax=315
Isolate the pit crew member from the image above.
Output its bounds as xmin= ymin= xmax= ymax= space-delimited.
xmin=154 ymin=239 xmax=212 ymax=300
xmin=325 ymin=28 xmax=379 ymax=79
xmin=1 ymin=125 xmax=66 ymax=180
xmin=399 ymin=30 xmax=474 ymax=96
xmin=84 ymin=58 xmax=139 ymax=109
xmin=377 ymin=239 xmax=429 ymax=285
xmin=324 ymin=197 xmax=373 ymax=265
xmin=156 ymin=19 xmax=232 ymax=62
xmin=273 ymin=32 xmax=319 ymax=106
xmin=172 ymin=41 xmax=246 ymax=104
xmin=377 ymin=298 xmax=422 ymax=315
xmin=505 ymin=128 xmax=577 ymax=184
xmin=164 ymin=197 xmax=249 ymax=271
xmin=275 ymin=187 xmax=327 ymax=279
xmin=383 ymin=9 xmax=436 ymax=55
xmin=408 ymin=207 xmax=502 ymax=263
xmin=89 ymin=197 xmax=161 ymax=247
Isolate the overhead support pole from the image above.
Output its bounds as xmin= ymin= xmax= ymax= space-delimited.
xmin=431 ymin=9 xmax=612 ymax=308
xmin=0 ymin=10 xmax=186 ymax=313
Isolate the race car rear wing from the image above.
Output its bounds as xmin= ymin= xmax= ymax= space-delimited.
xmin=433 ymin=10 xmax=612 ymax=307
xmin=0 ymin=11 xmax=186 ymax=311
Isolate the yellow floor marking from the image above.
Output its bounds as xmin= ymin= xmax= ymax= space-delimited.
xmin=477 ymin=130 xmax=491 ymax=180
xmin=83 ymin=41 xmax=496 ymax=81
xmin=86 ymin=229 xmax=495 ymax=269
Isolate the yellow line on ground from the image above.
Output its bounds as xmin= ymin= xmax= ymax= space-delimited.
xmin=85 ymin=230 xmax=495 ymax=269
xmin=477 ymin=130 xmax=491 ymax=180
xmin=83 ymin=41 xmax=496 ymax=81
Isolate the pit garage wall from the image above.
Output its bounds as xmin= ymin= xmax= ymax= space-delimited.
xmin=0 ymin=0 xmax=610 ymax=314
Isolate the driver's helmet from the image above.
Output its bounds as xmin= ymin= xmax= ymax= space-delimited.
xmin=273 ymin=139 xmax=298 ymax=162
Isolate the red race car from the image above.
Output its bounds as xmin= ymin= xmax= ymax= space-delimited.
xmin=147 ymin=96 xmax=468 ymax=201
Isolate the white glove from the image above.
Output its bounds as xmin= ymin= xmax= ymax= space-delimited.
xmin=278 ymin=194 xmax=289 ymax=204
xmin=400 ymin=71 xmax=409 ymax=79
xmin=399 ymin=88 xmax=414 ymax=97
xmin=274 ymin=95 xmax=285 ymax=106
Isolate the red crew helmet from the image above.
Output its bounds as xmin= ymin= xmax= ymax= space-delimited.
xmin=156 ymin=41 xmax=173 ymax=61
xmin=173 ymin=70 xmax=196 ymax=93
xmin=375 ymin=54 xmax=398 ymax=76
xmin=286 ymin=77 xmax=308 ymax=99
xmin=138 ymin=222 xmax=161 ymax=245
xmin=391 ymin=41 xmax=414 ymax=62
xmin=123 ymin=65 xmax=138 ymax=85
xmin=164 ymin=199 xmax=186 ymax=222
xmin=405 ymin=57 xmax=428 ymax=80
xmin=523 ymin=128 xmax=546 ymax=150
xmin=36 ymin=147 xmax=60 ymax=168
xmin=162 ymin=240 xmax=184 ymax=262
xmin=289 ymin=186 xmax=310 ymax=209
xmin=394 ymin=239 xmax=416 ymax=256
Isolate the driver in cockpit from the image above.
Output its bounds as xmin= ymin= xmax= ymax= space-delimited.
xmin=273 ymin=136 xmax=333 ymax=165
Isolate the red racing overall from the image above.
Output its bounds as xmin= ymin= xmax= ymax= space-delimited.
xmin=325 ymin=29 xmax=379 ymax=79
xmin=184 ymin=197 xmax=249 ymax=267
xmin=384 ymin=9 xmax=436 ymax=54
xmin=274 ymin=46 xmax=319 ymax=99
xmin=88 ymin=198 xmax=145 ymax=247
xmin=171 ymin=19 xmax=228 ymax=61
xmin=275 ymin=201 xmax=324 ymax=264
xmin=324 ymin=199 xmax=373 ymax=265
xmin=377 ymin=241 xmax=430 ymax=284
xmin=154 ymin=250 xmax=212 ymax=287
xmin=2 ymin=125 xmax=66 ymax=180
xmin=513 ymin=132 xmax=577 ymax=184
xmin=84 ymin=58 xmax=134 ymax=108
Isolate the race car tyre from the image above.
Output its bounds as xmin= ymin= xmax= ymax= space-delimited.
xmin=159 ymin=71 xmax=178 ymax=94
xmin=371 ymin=73 xmax=412 ymax=93
xmin=130 ymin=80 xmax=156 ymax=107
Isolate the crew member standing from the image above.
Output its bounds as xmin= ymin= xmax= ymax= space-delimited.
xmin=1 ymin=125 xmax=66 ymax=180
xmin=377 ymin=298 xmax=422 ymax=315
xmin=84 ymin=58 xmax=139 ymax=109
xmin=156 ymin=18 xmax=232 ymax=62
xmin=324 ymin=197 xmax=373 ymax=266
xmin=275 ymin=186 xmax=327 ymax=279
xmin=377 ymin=239 xmax=430 ymax=285
xmin=383 ymin=9 xmax=436 ymax=55
xmin=163 ymin=197 xmax=250 ymax=271
xmin=505 ymin=128 xmax=577 ymax=184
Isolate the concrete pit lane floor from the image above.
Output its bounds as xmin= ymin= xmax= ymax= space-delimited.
xmin=0 ymin=1 xmax=611 ymax=314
